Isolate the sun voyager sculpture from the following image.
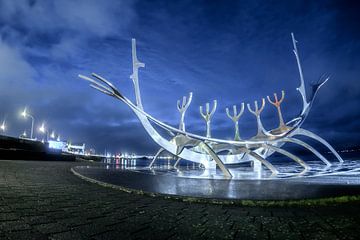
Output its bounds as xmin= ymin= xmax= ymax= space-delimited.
xmin=79 ymin=33 xmax=344 ymax=179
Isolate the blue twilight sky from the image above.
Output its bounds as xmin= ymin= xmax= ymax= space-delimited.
xmin=0 ymin=0 xmax=359 ymax=154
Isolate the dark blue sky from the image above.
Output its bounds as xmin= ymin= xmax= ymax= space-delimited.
xmin=0 ymin=0 xmax=359 ymax=154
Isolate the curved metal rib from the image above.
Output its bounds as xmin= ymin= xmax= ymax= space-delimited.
xmin=245 ymin=150 xmax=279 ymax=175
xmin=281 ymin=138 xmax=331 ymax=166
xmin=291 ymin=32 xmax=308 ymax=113
xmin=174 ymin=157 xmax=182 ymax=168
xmin=198 ymin=142 xmax=232 ymax=178
xmin=148 ymin=148 xmax=164 ymax=168
xmin=293 ymin=128 xmax=343 ymax=163
xmin=264 ymin=144 xmax=310 ymax=174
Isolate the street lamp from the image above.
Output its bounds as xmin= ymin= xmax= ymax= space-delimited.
xmin=21 ymin=108 xmax=35 ymax=139
xmin=39 ymin=122 xmax=49 ymax=142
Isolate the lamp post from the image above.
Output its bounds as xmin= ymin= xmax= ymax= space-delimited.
xmin=21 ymin=108 xmax=35 ymax=140
xmin=39 ymin=122 xmax=48 ymax=142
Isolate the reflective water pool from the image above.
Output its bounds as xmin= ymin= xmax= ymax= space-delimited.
xmin=100 ymin=158 xmax=360 ymax=181
xmin=73 ymin=158 xmax=360 ymax=200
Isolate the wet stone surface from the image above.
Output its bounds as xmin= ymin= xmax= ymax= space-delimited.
xmin=0 ymin=160 xmax=360 ymax=239
xmin=72 ymin=163 xmax=360 ymax=200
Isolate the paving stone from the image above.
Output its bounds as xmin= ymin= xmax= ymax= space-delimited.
xmin=92 ymin=230 xmax=130 ymax=239
xmin=0 ymin=160 xmax=360 ymax=239
xmin=33 ymin=222 xmax=69 ymax=235
xmin=0 ymin=213 xmax=20 ymax=221
xmin=20 ymin=215 xmax=53 ymax=225
xmin=0 ymin=220 xmax=32 ymax=232
xmin=49 ymin=230 xmax=85 ymax=240
xmin=0 ymin=229 xmax=48 ymax=240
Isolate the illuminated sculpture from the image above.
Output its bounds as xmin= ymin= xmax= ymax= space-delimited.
xmin=247 ymin=99 xmax=267 ymax=139
xmin=200 ymin=100 xmax=217 ymax=138
xmin=267 ymin=90 xmax=287 ymax=133
xmin=79 ymin=33 xmax=343 ymax=178
xmin=177 ymin=92 xmax=192 ymax=131
xmin=226 ymin=104 xmax=244 ymax=141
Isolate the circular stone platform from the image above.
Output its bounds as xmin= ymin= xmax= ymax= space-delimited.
xmin=72 ymin=161 xmax=360 ymax=201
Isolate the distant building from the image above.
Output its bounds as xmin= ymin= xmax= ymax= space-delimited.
xmin=67 ymin=142 xmax=85 ymax=155
xmin=87 ymin=148 xmax=96 ymax=155
xmin=48 ymin=140 xmax=67 ymax=151
xmin=48 ymin=140 xmax=86 ymax=155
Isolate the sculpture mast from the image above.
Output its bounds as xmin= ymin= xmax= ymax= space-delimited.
xmin=267 ymin=90 xmax=287 ymax=131
xmin=291 ymin=33 xmax=308 ymax=113
xmin=247 ymin=99 xmax=267 ymax=138
xmin=130 ymin=38 xmax=145 ymax=110
xmin=226 ymin=103 xmax=244 ymax=140
xmin=200 ymin=100 xmax=217 ymax=138
xmin=177 ymin=92 xmax=193 ymax=131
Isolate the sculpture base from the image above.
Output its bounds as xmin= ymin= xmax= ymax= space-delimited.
xmin=72 ymin=160 xmax=360 ymax=201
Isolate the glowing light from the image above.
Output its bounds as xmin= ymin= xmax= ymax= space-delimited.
xmin=0 ymin=120 xmax=5 ymax=131
xmin=48 ymin=140 xmax=66 ymax=150
xmin=39 ymin=123 xmax=46 ymax=133
xmin=50 ymin=131 xmax=55 ymax=139
xmin=21 ymin=108 xmax=27 ymax=118
xmin=21 ymin=107 xmax=35 ymax=139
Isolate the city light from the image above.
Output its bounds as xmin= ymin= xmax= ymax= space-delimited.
xmin=39 ymin=122 xmax=49 ymax=142
xmin=39 ymin=122 xmax=45 ymax=133
xmin=0 ymin=120 xmax=5 ymax=132
xmin=50 ymin=131 xmax=55 ymax=139
xmin=21 ymin=108 xmax=27 ymax=117
xmin=20 ymin=130 xmax=27 ymax=138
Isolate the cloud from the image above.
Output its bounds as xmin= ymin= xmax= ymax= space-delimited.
xmin=0 ymin=0 xmax=135 ymax=37
xmin=0 ymin=39 xmax=36 ymax=89
xmin=0 ymin=0 xmax=359 ymax=154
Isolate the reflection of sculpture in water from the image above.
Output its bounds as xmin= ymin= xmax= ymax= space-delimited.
xmin=79 ymin=33 xmax=343 ymax=179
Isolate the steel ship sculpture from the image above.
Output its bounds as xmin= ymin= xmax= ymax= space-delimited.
xmin=79 ymin=33 xmax=343 ymax=178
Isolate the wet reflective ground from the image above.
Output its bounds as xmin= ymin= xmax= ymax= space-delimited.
xmin=100 ymin=158 xmax=360 ymax=181
xmin=72 ymin=157 xmax=360 ymax=200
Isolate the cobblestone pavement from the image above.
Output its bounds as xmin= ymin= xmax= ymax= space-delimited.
xmin=0 ymin=160 xmax=360 ymax=240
